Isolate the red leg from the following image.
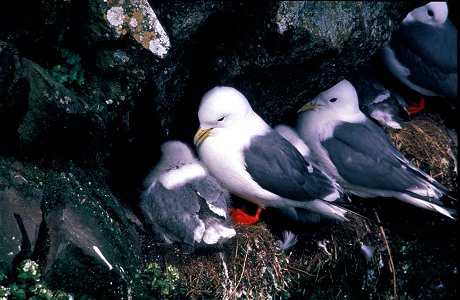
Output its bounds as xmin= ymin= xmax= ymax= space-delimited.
xmin=407 ymin=96 xmax=425 ymax=115
xmin=229 ymin=206 xmax=263 ymax=225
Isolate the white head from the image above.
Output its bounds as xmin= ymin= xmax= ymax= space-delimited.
xmin=194 ymin=86 xmax=262 ymax=146
xmin=198 ymin=86 xmax=253 ymax=129
xmin=160 ymin=140 xmax=197 ymax=166
xmin=403 ymin=2 xmax=448 ymax=25
xmin=298 ymin=80 xmax=361 ymax=118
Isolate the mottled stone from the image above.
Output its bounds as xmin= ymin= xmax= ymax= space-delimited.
xmin=0 ymin=158 xmax=43 ymax=271
xmin=0 ymin=157 xmax=145 ymax=298
xmin=103 ymin=0 xmax=170 ymax=58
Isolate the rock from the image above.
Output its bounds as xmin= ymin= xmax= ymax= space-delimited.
xmin=0 ymin=42 xmax=94 ymax=159
xmin=16 ymin=59 xmax=89 ymax=145
xmin=44 ymin=207 xmax=137 ymax=299
xmin=0 ymin=158 xmax=43 ymax=272
xmin=1 ymin=2 xmax=419 ymax=162
xmin=0 ymin=157 xmax=145 ymax=299
xmin=0 ymin=41 xmax=18 ymax=99
xmin=0 ymin=41 xmax=26 ymax=149
xmin=151 ymin=1 xmax=418 ymax=140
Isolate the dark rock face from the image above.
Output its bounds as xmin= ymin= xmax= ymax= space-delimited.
xmin=0 ymin=164 xmax=42 ymax=269
xmin=44 ymin=207 xmax=137 ymax=298
xmin=3 ymin=1 xmax=455 ymax=299
xmin=0 ymin=158 xmax=144 ymax=299
xmin=0 ymin=1 xmax=417 ymax=165
xmin=152 ymin=1 xmax=417 ymax=140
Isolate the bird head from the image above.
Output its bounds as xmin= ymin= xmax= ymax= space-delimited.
xmin=297 ymin=80 xmax=361 ymax=118
xmin=403 ymin=2 xmax=448 ymax=25
xmin=160 ymin=141 xmax=197 ymax=165
xmin=194 ymin=86 xmax=254 ymax=147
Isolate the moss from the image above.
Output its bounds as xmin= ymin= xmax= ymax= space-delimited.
xmin=0 ymin=158 xmax=15 ymax=190
xmin=0 ymin=259 xmax=74 ymax=299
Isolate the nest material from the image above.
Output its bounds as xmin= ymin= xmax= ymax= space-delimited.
xmin=387 ymin=113 xmax=457 ymax=190
xmin=151 ymin=216 xmax=390 ymax=299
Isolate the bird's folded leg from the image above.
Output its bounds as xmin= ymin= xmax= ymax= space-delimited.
xmin=229 ymin=206 xmax=263 ymax=225
xmin=407 ymin=96 xmax=425 ymax=115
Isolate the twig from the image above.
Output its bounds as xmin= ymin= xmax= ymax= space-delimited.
xmin=374 ymin=210 xmax=397 ymax=299
xmin=234 ymin=241 xmax=249 ymax=296
xmin=233 ymin=238 xmax=239 ymax=284
xmin=287 ymin=265 xmax=315 ymax=277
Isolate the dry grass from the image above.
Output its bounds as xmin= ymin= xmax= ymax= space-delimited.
xmin=388 ymin=113 xmax=457 ymax=190
xmin=149 ymin=216 xmax=391 ymax=299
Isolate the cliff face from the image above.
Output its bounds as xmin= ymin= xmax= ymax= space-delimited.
xmin=1 ymin=1 xmax=457 ymax=299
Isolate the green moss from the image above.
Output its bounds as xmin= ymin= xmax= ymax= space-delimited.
xmin=0 ymin=259 xmax=74 ymax=299
xmin=142 ymin=263 xmax=186 ymax=298
xmin=51 ymin=48 xmax=85 ymax=87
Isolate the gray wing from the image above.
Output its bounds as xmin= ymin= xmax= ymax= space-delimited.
xmin=244 ymin=130 xmax=339 ymax=201
xmin=189 ymin=175 xmax=229 ymax=216
xmin=322 ymin=120 xmax=447 ymax=194
xmin=140 ymin=183 xmax=203 ymax=245
xmin=391 ymin=20 xmax=457 ymax=99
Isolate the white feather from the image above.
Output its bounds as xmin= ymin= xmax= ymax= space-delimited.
xmin=276 ymin=230 xmax=298 ymax=251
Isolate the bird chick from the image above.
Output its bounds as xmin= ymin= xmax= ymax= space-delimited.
xmin=140 ymin=140 xmax=236 ymax=248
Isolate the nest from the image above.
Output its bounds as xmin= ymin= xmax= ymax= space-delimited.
xmin=387 ymin=113 xmax=457 ymax=190
xmin=147 ymin=215 xmax=392 ymax=299
xmin=144 ymin=112 xmax=457 ymax=299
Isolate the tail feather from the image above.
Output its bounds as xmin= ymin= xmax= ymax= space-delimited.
xmin=329 ymin=201 xmax=381 ymax=225
xmin=398 ymin=192 xmax=457 ymax=220
xmin=303 ymin=200 xmax=349 ymax=221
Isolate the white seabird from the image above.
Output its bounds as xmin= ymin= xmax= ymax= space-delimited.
xmin=193 ymin=86 xmax=349 ymax=223
xmin=140 ymin=140 xmax=236 ymax=247
xmin=381 ymin=2 xmax=457 ymax=108
xmin=297 ymin=79 xmax=456 ymax=219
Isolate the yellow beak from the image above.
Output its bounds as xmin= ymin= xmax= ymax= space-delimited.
xmin=193 ymin=127 xmax=213 ymax=146
xmin=297 ymin=102 xmax=320 ymax=113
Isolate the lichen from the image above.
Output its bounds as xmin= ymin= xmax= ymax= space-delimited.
xmin=106 ymin=6 xmax=125 ymax=28
xmin=104 ymin=0 xmax=170 ymax=58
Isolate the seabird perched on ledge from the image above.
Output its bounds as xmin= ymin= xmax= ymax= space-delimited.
xmin=381 ymin=1 xmax=457 ymax=112
xmin=297 ymin=79 xmax=456 ymax=220
xmin=194 ymin=86 xmax=350 ymax=224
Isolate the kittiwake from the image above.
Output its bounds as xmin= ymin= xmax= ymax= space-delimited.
xmin=297 ymin=79 xmax=456 ymax=220
xmin=193 ymin=86 xmax=350 ymax=223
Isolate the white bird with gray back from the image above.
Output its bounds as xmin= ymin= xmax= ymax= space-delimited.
xmin=297 ymin=79 xmax=456 ymax=219
xmin=381 ymin=2 xmax=457 ymax=105
xmin=194 ymin=86 xmax=350 ymax=222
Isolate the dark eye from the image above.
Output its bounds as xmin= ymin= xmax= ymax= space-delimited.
xmin=427 ymin=9 xmax=434 ymax=17
xmin=217 ymin=117 xmax=225 ymax=122
xmin=329 ymin=98 xmax=337 ymax=102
